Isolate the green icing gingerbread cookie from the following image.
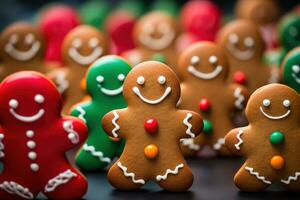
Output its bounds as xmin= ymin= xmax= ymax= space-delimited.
xmin=282 ymin=47 xmax=300 ymax=93
xmin=71 ymin=56 xmax=131 ymax=171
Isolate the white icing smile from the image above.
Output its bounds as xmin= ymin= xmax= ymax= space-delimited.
xmin=292 ymin=65 xmax=300 ymax=84
xmin=226 ymin=33 xmax=255 ymax=61
xmin=132 ymin=75 xmax=171 ymax=105
xmin=259 ymin=99 xmax=291 ymax=120
xmin=68 ymin=37 xmax=103 ymax=65
xmin=139 ymin=23 xmax=175 ymax=50
xmin=5 ymin=33 xmax=40 ymax=61
xmin=8 ymin=94 xmax=45 ymax=122
xmin=96 ymin=74 xmax=125 ymax=96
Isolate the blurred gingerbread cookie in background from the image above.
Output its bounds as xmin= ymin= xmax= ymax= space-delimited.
xmin=178 ymin=42 xmax=248 ymax=156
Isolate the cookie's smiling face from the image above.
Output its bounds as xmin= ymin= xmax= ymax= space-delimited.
xmin=282 ymin=48 xmax=300 ymax=93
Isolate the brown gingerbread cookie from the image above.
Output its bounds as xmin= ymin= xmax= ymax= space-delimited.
xmin=102 ymin=61 xmax=203 ymax=191
xmin=49 ymin=25 xmax=108 ymax=114
xmin=121 ymin=12 xmax=179 ymax=71
xmin=225 ymin=83 xmax=300 ymax=192
xmin=217 ymin=19 xmax=280 ymax=93
xmin=177 ymin=42 xmax=248 ymax=156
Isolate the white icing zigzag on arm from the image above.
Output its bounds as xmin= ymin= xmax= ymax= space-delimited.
xmin=76 ymin=106 xmax=86 ymax=123
xmin=234 ymin=130 xmax=244 ymax=150
xmin=234 ymin=87 xmax=245 ymax=110
xmin=83 ymin=144 xmax=111 ymax=164
xmin=117 ymin=162 xmax=145 ymax=184
xmin=112 ymin=111 xmax=120 ymax=138
xmin=281 ymin=172 xmax=300 ymax=184
xmin=44 ymin=170 xmax=77 ymax=193
xmin=213 ymin=138 xmax=225 ymax=150
xmin=245 ymin=167 xmax=271 ymax=184
xmin=0 ymin=181 xmax=34 ymax=199
xmin=180 ymin=138 xmax=200 ymax=151
xmin=183 ymin=113 xmax=195 ymax=138
xmin=0 ymin=134 xmax=4 ymax=158
xmin=63 ymin=121 xmax=79 ymax=144
xmin=156 ymin=164 xmax=184 ymax=181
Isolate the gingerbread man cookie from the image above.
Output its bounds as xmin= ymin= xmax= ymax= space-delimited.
xmin=225 ymin=83 xmax=300 ymax=192
xmin=71 ymin=56 xmax=131 ymax=171
xmin=49 ymin=25 xmax=108 ymax=114
xmin=121 ymin=12 xmax=179 ymax=71
xmin=177 ymin=42 xmax=248 ymax=156
xmin=0 ymin=71 xmax=88 ymax=199
xmin=102 ymin=61 xmax=203 ymax=191
xmin=217 ymin=19 xmax=280 ymax=93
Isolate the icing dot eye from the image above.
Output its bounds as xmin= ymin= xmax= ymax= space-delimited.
xmin=137 ymin=76 xmax=145 ymax=85
xmin=283 ymin=100 xmax=290 ymax=108
xmin=34 ymin=94 xmax=44 ymax=104
xmin=209 ymin=56 xmax=218 ymax=64
xmin=118 ymin=74 xmax=125 ymax=81
xmin=10 ymin=34 xmax=18 ymax=44
xmin=72 ymin=38 xmax=82 ymax=48
xmin=229 ymin=33 xmax=239 ymax=44
xmin=89 ymin=37 xmax=99 ymax=48
xmin=263 ymin=99 xmax=271 ymax=107
xmin=96 ymin=76 xmax=104 ymax=83
xmin=25 ymin=33 xmax=34 ymax=45
xmin=157 ymin=76 xmax=166 ymax=85
xmin=191 ymin=56 xmax=200 ymax=65
xmin=292 ymin=65 xmax=300 ymax=73
xmin=244 ymin=37 xmax=254 ymax=47
xmin=9 ymin=99 xmax=18 ymax=108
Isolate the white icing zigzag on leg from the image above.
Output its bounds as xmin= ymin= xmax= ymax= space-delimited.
xmin=234 ymin=130 xmax=244 ymax=150
xmin=281 ymin=172 xmax=300 ymax=184
xmin=63 ymin=121 xmax=79 ymax=144
xmin=55 ymin=71 xmax=69 ymax=94
xmin=183 ymin=113 xmax=195 ymax=138
xmin=112 ymin=111 xmax=120 ymax=138
xmin=180 ymin=138 xmax=200 ymax=151
xmin=44 ymin=170 xmax=77 ymax=193
xmin=76 ymin=106 xmax=86 ymax=124
xmin=245 ymin=167 xmax=271 ymax=184
xmin=156 ymin=164 xmax=184 ymax=181
xmin=234 ymin=87 xmax=245 ymax=110
xmin=117 ymin=162 xmax=145 ymax=184
xmin=0 ymin=181 xmax=34 ymax=199
xmin=0 ymin=134 xmax=4 ymax=158
xmin=83 ymin=144 xmax=111 ymax=164
xmin=213 ymin=138 xmax=225 ymax=150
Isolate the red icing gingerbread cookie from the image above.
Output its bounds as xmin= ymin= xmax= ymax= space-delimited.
xmin=102 ymin=61 xmax=203 ymax=191
xmin=0 ymin=71 xmax=88 ymax=199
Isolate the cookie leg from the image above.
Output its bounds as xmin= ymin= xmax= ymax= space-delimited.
xmin=282 ymin=174 xmax=300 ymax=192
xmin=180 ymin=136 xmax=204 ymax=157
xmin=218 ymin=144 xmax=233 ymax=156
xmin=156 ymin=164 xmax=193 ymax=192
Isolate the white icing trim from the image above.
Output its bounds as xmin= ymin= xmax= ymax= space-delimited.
xmin=226 ymin=43 xmax=255 ymax=61
xmin=0 ymin=134 xmax=4 ymax=158
xmin=268 ymin=67 xmax=279 ymax=83
xmin=83 ymin=144 xmax=111 ymax=164
xmin=281 ymin=172 xmax=300 ymax=184
xmin=63 ymin=121 xmax=79 ymax=144
xmin=292 ymin=73 xmax=300 ymax=84
xmin=117 ymin=162 xmax=145 ymax=184
xmin=234 ymin=87 xmax=245 ymax=110
xmin=5 ymin=41 xmax=40 ymax=61
xmin=68 ymin=47 xmax=103 ymax=65
xmin=245 ymin=166 xmax=271 ymax=184
xmin=156 ymin=163 xmax=184 ymax=181
xmin=213 ymin=138 xmax=225 ymax=150
xmin=180 ymin=138 xmax=200 ymax=151
xmin=259 ymin=106 xmax=291 ymax=120
xmin=132 ymin=86 xmax=171 ymax=105
xmin=0 ymin=181 xmax=34 ymax=199
xmin=44 ymin=170 xmax=77 ymax=193
xmin=234 ymin=130 xmax=244 ymax=150
xmin=98 ymin=85 xmax=123 ymax=96
xmin=112 ymin=111 xmax=120 ymax=138
xmin=183 ymin=113 xmax=195 ymax=138
xmin=76 ymin=107 xmax=87 ymax=123
xmin=9 ymin=108 xmax=44 ymax=123
xmin=55 ymin=71 xmax=69 ymax=94
xmin=187 ymin=65 xmax=223 ymax=80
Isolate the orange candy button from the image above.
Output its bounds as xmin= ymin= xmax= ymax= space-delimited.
xmin=270 ymin=156 xmax=285 ymax=170
xmin=144 ymin=144 xmax=159 ymax=159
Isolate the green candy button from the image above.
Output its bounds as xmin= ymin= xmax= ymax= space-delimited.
xmin=269 ymin=131 xmax=284 ymax=145
xmin=203 ymin=120 xmax=213 ymax=134
xmin=152 ymin=54 xmax=166 ymax=63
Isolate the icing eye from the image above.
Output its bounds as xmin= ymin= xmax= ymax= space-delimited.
xmin=209 ymin=56 xmax=218 ymax=64
xmin=191 ymin=56 xmax=200 ymax=65
xmin=72 ymin=38 xmax=82 ymax=48
xmin=263 ymin=99 xmax=271 ymax=107
xmin=96 ymin=76 xmax=104 ymax=83
xmin=34 ymin=94 xmax=44 ymax=104
xmin=89 ymin=37 xmax=99 ymax=48
xmin=9 ymin=99 xmax=18 ymax=108
xmin=25 ymin=33 xmax=34 ymax=45
xmin=244 ymin=37 xmax=254 ymax=47
xmin=283 ymin=99 xmax=290 ymax=108
xmin=292 ymin=65 xmax=300 ymax=73
xmin=137 ymin=76 xmax=145 ymax=85
xmin=289 ymin=27 xmax=298 ymax=37
xmin=229 ymin=33 xmax=239 ymax=44
xmin=118 ymin=74 xmax=125 ymax=81
xmin=157 ymin=76 xmax=166 ymax=85
xmin=10 ymin=34 xmax=18 ymax=44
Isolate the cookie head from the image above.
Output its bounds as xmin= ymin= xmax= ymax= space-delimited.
xmin=62 ymin=25 xmax=107 ymax=67
xmin=123 ymin=61 xmax=180 ymax=107
xmin=246 ymin=84 xmax=300 ymax=124
xmin=86 ymin=56 xmax=131 ymax=98
xmin=134 ymin=12 xmax=177 ymax=51
xmin=178 ymin=42 xmax=228 ymax=81
xmin=0 ymin=22 xmax=43 ymax=64
xmin=279 ymin=14 xmax=300 ymax=51
xmin=0 ymin=72 xmax=61 ymax=125
xmin=217 ymin=20 xmax=264 ymax=61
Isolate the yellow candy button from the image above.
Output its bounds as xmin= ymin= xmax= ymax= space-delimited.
xmin=144 ymin=144 xmax=159 ymax=159
xmin=270 ymin=155 xmax=285 ymax=170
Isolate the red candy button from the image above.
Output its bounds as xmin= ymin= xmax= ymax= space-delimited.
xmin=198 ymin=98 xmax=210 ymax=112
xmin=144 ymin=119 xmax=158 ymax=134
xmin=233 ymin=71 xmax=247 ymax=85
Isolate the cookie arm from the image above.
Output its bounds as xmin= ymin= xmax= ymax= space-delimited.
xmin=70 ymin=102 xmax=89 ymax=124
xmin=0 ymin=128 xmax=5 ymax=160
xmin=47 ymin=68 xmax=69 ymax=96
xmin=180 ymin=111 xmax=203 ymax=139
xmin=225 ymin=127 xmax=248 ymax=156
xmin=226 ymin=84 xmax=249 ymax=111
xmin=102 ymin=110 xmax=124 ymax=139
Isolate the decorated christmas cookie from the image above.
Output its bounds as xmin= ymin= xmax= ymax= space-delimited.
xmin=121 ymin=12 xmax=179 ymax=70
xmin=102 ymin=61 xmax=203 ymax=191
xmin=71 ymin=56 xmax=131 ymax=171
xmin=225 ymin=83 xmax=300 ymax=192
xmin=0 ymin=71 xmax=88 ymax=199
xmin=217 ymin=19 xmax=280 ymax=93
xmin=178 ymin=42 xmax=248 ymax=156
xmin=49 ymin=25 xmax=108 ymax=114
